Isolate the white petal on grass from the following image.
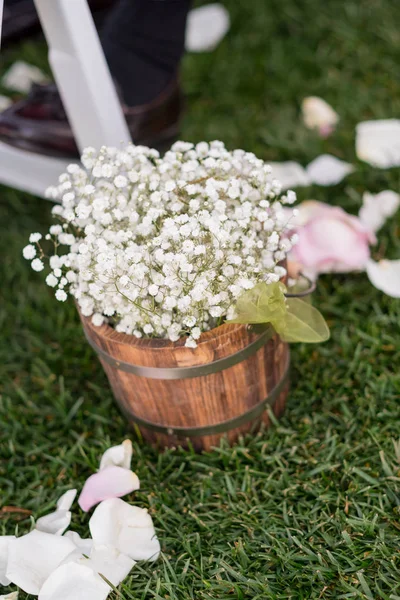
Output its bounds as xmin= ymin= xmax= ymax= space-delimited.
xmin=2 ymin=61 xmax=48 ymax=93
xmin=366 ymin=259 xmax=400 ymax=298
xmin=301 ymin=96 xmax=339 ymax=136
xmin=57 ymin=489 xmax=77 ymax=511
xmin=356 ymin=119 xmax=400 ymax=168
xmin=186 ymin=4 xmax=230 ymax=52
xmin=306 ymin=154 xmax=354 ymax=186
xmin=79 ymin=545 xmax=135 ymax=587
xmin=99 ymin=439 xmax=133 ymax=471
xmin=0 ymin=536 xmax=15 ymax=586
xmin=36 ymin=489 xmax=77 ymax=535
xmin=0 ymin=95 xmax=12 ymax=111
xmin=78 ymin=466 xmax=140 ymax=512
xmin=89 ymin=498 xmax=161 ymax=562
xmin=64 ymin=531 xmax=93 ymax=555
xmin=359 ymin=191 xmax=400 ymax=233
xmin=35 ymin=509 xmax=71 ymax=536
xmin=0 ymin=593 xmax=19 ymax=600
xmin=269 ymin=161 xmax=311 ymax=190
xmin=38 ymin=562 xmax=110 ymax=600
xmin=6 ymin=530 xmax=76 ymax=595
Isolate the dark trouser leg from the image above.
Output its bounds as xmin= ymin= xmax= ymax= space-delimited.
xmin=101 ymin=0 xmax=191 ymax=107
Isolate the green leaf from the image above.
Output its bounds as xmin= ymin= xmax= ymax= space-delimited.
xmin=228 ymin=282 xmax=330 ymax=345
xmin=228 ymin=282 xmax=287 ymax=324
xmin=275 ymin=297 xmax=330 ymax=343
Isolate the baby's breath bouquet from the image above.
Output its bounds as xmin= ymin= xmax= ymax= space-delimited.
xmin=24 ymin=141 xmax=328 ymax=348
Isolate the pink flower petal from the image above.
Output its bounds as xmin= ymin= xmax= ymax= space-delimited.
xmin=292 ymin=201 xmax=374 ymax=275
xmin=302 ymin=97 xmax=339 ymax=136
xmin=78 ymin=466 xmax=140 ymax=512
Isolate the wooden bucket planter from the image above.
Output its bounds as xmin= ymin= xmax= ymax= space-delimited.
xmin=79 ymin=312 xmax=290 ymax=451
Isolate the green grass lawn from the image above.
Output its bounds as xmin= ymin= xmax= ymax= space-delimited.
xmin=1 ymin=0 xmax=400 ymax=598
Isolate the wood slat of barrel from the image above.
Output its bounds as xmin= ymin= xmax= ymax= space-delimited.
xmin=79 ymin=311 xmax=290 ymax=451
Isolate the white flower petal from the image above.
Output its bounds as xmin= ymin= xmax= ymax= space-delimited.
xmin=366 ymin=259 xmax=400 ymax=298
xmin=302 ymin=97 xmax=339 ymax=136
xmin=6 ymin=530 xmax=76 ymax=595
xmin=36 ymin=509 xmax=71 ymax=536
xmin=356 ymin=119 xmax=400 ymax=168
xmin=63 ymin=531 xmax=93 ymax=555
xmin=270 ymin=162 xmax=311 ymax=190
xmin=2 ymin=61 xmax=48 ymax=93
xmin=0 ymin=95 xmax=12 ymax=111
xmin=57 ymin=489 xmax=77 ymax=511
xmin=0 ymin=593 xmax=19 ymax=600
xmin=89 ymin=498 xmax=160 ymax=562
xmin=78 ymin=466 xmax=140 ymax=512
xmin=186 ymin=4 xmax=230 ymax=52
xmin=38 ymin=562 xmax=110 ymax=600
xmin=99 ymin=439 xmax=132 ymax=471
xmin=36 ymin=490 xmax=76 ymax=536
xmin=0 ymin=536 xmax=15 ymax=586
xmin=359 ymin=191 xmax=400 ymax=233
xmin=79 ymin=545 xmax=135 ymax=587
xmin=306 ymin=154 xmax=354 ymax=186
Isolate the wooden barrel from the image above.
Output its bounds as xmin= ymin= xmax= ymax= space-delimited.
xmin=79 ymin=311 xmax=290 ymax=451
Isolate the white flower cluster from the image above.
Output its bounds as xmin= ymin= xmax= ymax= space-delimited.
xmin=24 ymin=141 xmax=297 ymax=347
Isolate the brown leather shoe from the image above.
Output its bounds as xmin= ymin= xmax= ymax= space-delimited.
xmin=0 ymin=77 xmax=184 ymax=158
xmin=2 ymin=0 xmax=115 ymax=45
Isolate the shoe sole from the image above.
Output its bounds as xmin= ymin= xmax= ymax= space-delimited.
xmin=0 ymin=122 xmax=181 ymax=161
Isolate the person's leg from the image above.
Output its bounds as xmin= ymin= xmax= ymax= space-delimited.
xmin=0 ymin=0 xmax=191 ymax=156
xmin=102 ymin=0 xmax=191 ymax=106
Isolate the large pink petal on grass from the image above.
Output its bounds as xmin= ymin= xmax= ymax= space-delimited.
xmin=294 ymin=217 xmax=371 ymax=272
xmin=78 ymin=466 xmax=140 ymax=512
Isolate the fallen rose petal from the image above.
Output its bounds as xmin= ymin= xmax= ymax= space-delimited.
xmin=366 ymin=259 xmax=400 ymax=298
xmin=356 ymin=119 xmax=400 ymax=168
xmin=80 ymin=545 xmax=135 ymax=587
xmin=186 ymin=4 xmax=230 ymax=52
xmin=56 ymin=489 xmax=77 ymax=511
xmin=0 ymin=95 xmax=12 ymax=112
xmin=0 ymin=536 xmax=15 ymax=586
xmin=6 ymin=529 xmax=76 ymax=595
xmin=36 ymin=490 xmax=76 ymax=536
xmin=90 ymin=498 xmax=160 ymax=562
xmin=78 ymin=466 xmax=140 ymax=512
xmin=64 ymin=531 xmax=93 ymax=555
xmin=306 ymin=155 xmax=354 ymax=186
xmin=302 ymin=97 xmax=339 ymax=137
xmin=2 ymin=61 xmax=48 ymax=93
xmin=270 ymin=161 xmax=311 ymax=190
xmin=35 ymin=509 xmax=71 ymax=536
xmin=99 ymin=439 xmax=132 ymax=471
xmin=38 ymin=562 xmax=110 ymax=600
xmin=359 ymin=190 xmax=400 ymax=233
xmin=0 ymin=593 xmax=19 ymax=600
xmin=291 ymin=201 xmax=375 ymax=275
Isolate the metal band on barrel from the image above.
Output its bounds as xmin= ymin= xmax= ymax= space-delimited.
xmin=120 ymin=358 xmax=290 ymax=437
xmin=284 ymin=272 xmax=316 ymax=298
xmin=84 ymin=325 xmax=275 ymax=380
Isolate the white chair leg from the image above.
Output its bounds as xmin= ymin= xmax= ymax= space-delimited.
xmin=0 ymin=0 xmax=4 ymax=46
xmin=33 ymin=0 xmax=131 ymax=153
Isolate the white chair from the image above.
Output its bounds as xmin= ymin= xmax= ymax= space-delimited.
xmin=0 ymin=0 xmax=130 ymax=197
